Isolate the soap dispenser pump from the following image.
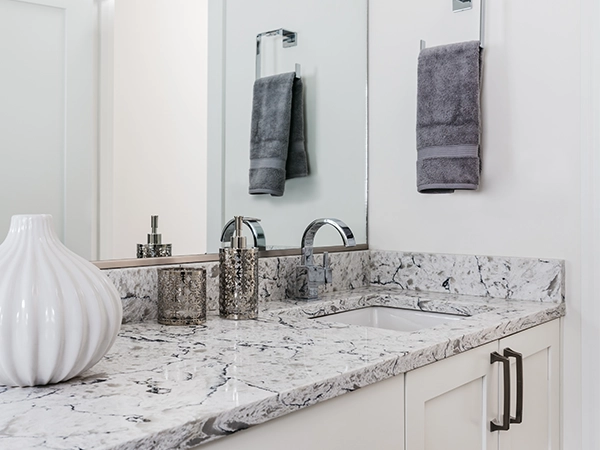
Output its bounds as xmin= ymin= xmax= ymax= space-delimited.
xmin=219 ymin=216 xmax=259 ymax=320
xmin=137 ymin=215 xmax=172 ymax=258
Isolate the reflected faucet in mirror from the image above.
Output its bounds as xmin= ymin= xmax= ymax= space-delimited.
xmin=295 ymin=218 xmax=356 ymax=300
xmin=220 ymin=217 xmax=267 ymax=251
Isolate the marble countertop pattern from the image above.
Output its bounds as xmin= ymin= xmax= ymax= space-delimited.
xmin=0 ymin=286 xmax=564 ymax=450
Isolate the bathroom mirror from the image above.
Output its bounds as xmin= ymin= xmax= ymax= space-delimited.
xmin=0 ymin=0 xmax=368 ymax=265
xmin=206 ymin=0 xmax=368 ymax=253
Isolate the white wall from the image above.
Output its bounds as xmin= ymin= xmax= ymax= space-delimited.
xmin=369 ymin=0 xmax=582 ymax=448
xmin=0 ymin=0 xmax=98 ymax=259
xmin=0 ymin=0 xmax=66 ymax=241
xmin=217 ymin=0 xmax=368 ymax=250
xmin=107 ymin=0 xmax=208 ymax=259
xmin=580 ymin=0 xmax=600 ymax=447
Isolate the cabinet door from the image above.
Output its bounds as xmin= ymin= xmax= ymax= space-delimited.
xmin=498 ymin=320 xmax=560 ymax=450
xmin=405 ymin=341 xmax=499 ymax=450
xmin=198 ymin=374 xmax=405 ymax=450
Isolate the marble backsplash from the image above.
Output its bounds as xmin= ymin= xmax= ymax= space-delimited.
xmin=370 ymin=250 xmax=564 ymax=303
xmin=104 ymin=250 xmax=564 ymax=323
xmin=104 ymin=251 xmax=370 ymax=323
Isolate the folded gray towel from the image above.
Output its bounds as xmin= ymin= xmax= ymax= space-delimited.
xmin=416 ymin=41 xmax=482 ymax=193
xmin=249 ymin=72 xmax=308 ymax=196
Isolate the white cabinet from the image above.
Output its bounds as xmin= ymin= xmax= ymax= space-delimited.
xmin=498 ymin=320 xmax=560 ymax=450
xmin=405 ymin=320 xmax=560 ymax=450
xmin=199 ymin=373 xmax=405 ymax=450
xmin=405 ymin=341 xmax=499 ymax=450
xmin=196 ymin=320 xmax=560 ymax=450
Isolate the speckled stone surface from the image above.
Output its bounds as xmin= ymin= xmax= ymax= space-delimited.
xmin=0 ymin=285 xmax=564 ymax=450
xmin=107 ymin=250 xmax=562 ymax=324
xmin=104 ymin=267 xmax=159 ymax=322
xmin=10 ymin=251 xmax=561 ymax=448
xmin=370 ymin=250 xmax=564 ymax=302
xmin=106 ymin=251 xmax=370 ymax=323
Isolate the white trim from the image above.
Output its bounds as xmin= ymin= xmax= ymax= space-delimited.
xmin=89 ymin=0 xmax=100 ymax=260
xmin=62 ymin=0 xmax=98 ymax=259
xmin=206 ymin=0 xmax=226 ymax=253
xmin=580 ymin=0 xmax=600 ymax=447
xmin=98 ymin=0 xmax=114 ymax=260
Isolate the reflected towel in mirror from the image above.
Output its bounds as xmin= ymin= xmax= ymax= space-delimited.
xmin=416 ymin=41 xmax=482 ymax=193
xmin=249 ymin=72 xmax=308 ymax=197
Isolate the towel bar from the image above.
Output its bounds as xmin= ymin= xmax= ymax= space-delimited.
xmin=256 ymin=28 xmax=301 ymax=80
xmin=420 ymin=0 xmax=485 ymax=50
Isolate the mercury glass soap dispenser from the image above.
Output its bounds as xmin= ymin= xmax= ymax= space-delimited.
xmin=137 ymin=215 xmax=172 ymax=258
xmin=219 ymin=216 xmax=259 ymax=320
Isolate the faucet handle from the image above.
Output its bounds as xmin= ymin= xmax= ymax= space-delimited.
xmin=323 ymin=252 xmax=332 ymax=284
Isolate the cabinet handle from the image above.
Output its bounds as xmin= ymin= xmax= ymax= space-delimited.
xmin=504 ymin=348 xmax=524 ymax=424
xmin=490 ymin=351 xmax=511 ymax=432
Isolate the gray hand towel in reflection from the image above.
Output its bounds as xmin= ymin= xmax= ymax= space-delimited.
xmin=416 ymin=41 xmax=482 ymax=193
xmin=249 ymin=72 xmax=308 ymax=197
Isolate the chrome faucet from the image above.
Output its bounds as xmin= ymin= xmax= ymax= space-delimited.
xmin=295 ymin=218 xmax=356 ymax=300
xmin=220 ymin=217 xmax=266 ymax=250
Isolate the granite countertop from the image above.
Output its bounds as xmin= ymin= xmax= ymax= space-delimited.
xmin=0 ymin=286 xmax=564 ymax=450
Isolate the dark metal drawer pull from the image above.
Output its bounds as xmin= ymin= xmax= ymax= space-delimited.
xmin=504 ymin=347 xmax=524 ymax=424
xmin=490 ymin=351 xmax=511 ymax=432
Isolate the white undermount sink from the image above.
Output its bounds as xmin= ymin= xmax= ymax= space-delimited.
xmin=313 ymin=306 xmax=467 ymax=332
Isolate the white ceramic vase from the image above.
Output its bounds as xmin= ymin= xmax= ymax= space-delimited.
xmin=0 ymin=215 xmax=123 ymax=387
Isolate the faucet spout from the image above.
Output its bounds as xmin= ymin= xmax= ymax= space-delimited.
xmin=300 ymin=218 xmax=356 ymax=266
xmin=296 ymin=218 xmax=356 ymax=300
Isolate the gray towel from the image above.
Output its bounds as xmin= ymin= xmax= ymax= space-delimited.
xmin=249 ymin=72 xmax=308 ymax=197
xmin=416 ymin=41 xmax=482 ymax=194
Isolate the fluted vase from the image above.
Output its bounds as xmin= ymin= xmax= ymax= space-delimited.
xmin=0 ymin=215 xmax=122 ymax=387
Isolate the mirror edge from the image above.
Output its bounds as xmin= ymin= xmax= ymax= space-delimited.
xmin=206 ymin=0 xmax=226 ymax=250
xmin=92 ymin=243 xmax=369 ymax=270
